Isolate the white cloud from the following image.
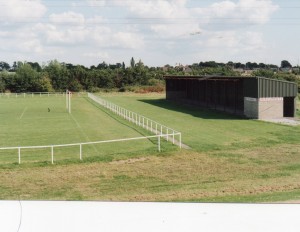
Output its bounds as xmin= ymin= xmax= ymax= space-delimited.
xmin=0 ymin=0 xmax=287 ymax=67
xmin=49 ymin=12 xmax=85 ymax=26
xmin=242 ymin=31 xmax=265 ymax=51
xmin=86 ymin=0 xmax=106 ymax=7
xmin=195 ymin=0 xmax=279 ymax=26
xmin=17 ymin=39 xmax=43 ymax=53
xmin=111 ymin=32 xmax=144 ymax=49
xmin=45 ymin=28 xmax=87 ymax=45
xmin=150 ymin=24 xmax=202 ymax=38
xmin=0 ymin=0 xmax=46 ymax=23
xmin=40 ymin=12 xmax=87 ymax=45
xmin=86 ymin=16 xmax=107 ymax=24
xmin=83 ymin=52 xmax=109 ymax=59
xmin=120 ymin=0 xmax=188 ymax=19
xmin=197 ymin=30 xmax=264 ymax=50
xmin=112 ymin=0 xmax=202 ymax=38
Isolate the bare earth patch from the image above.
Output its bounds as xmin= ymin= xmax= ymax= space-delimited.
xmin=110 ymin=157 xmax=149 ymax=164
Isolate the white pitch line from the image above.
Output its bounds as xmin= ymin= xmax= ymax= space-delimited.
xmin=19 ymin=107 xmax=27 ymax=120
xmin=70 ymin=113 xmax=99 ymax=153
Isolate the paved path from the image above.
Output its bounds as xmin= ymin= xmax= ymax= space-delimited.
xmin=261 ymin=117 xmax=300 ymax=126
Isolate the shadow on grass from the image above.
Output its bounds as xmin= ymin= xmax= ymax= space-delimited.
xmin=138 ymin=99 xmax=247 ymax=120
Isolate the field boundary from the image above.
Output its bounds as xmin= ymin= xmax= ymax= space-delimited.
xmin=0 ymin=134 xmax=179 ymax=164
xmin=0 ymin=92 xmax=66 ymax=98
xmin=87 ymin=93 xmax=183 ymax=148
xmin=0 ymin=92 xmax=182 ymax=165
xmin=0 ymin=92 xmax=84 ymax=98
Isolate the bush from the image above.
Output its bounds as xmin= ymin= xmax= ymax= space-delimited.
xmin=134 ymin=85 xmax=164 ymax=93
xmin=118 ymin=86 xmax=126 ymax=92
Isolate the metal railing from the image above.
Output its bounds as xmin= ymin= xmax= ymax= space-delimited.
xmin=0 ymin=92 xmax=83 ymax=98
xmin=88 ymin=93 xmax=182 ymax=148
xmin=0 ymin=134 xmax=177 ymax=164
xmin=0 ymin=92 xmax=182 ymax=165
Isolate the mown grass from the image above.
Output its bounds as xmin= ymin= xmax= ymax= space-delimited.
xmin=0 ymin=92 xmax=300 ymax=202
xmin=99 ymin=93 xmax=300 ymax=152
xmin=297 ymin=96 xmax=300 ymax=117
xmin=0 ymin=94 xmax=170 ymax=164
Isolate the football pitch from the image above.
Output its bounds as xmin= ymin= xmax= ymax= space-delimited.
xmin=0 ymin=93 xmax=300 ymax=201
xmin=0 ymin=94 xmax=161 ymax=164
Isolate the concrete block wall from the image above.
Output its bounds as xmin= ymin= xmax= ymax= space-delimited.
xmin=244 ymin=97 xmax=258 ymax=118
xmin=258 ymin=98 xmax=283 ymax=119
xmin=244 ymin=97 xmax=284 ymax=119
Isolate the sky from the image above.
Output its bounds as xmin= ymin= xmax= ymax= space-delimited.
xmin=0 ymin=0 xmax=299 ymax=67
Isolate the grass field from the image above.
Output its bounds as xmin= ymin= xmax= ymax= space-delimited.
xmin=0 ymin=94 xmax=169 ymax=164
xmin=0 ymin=93 xmax=300 ymax=202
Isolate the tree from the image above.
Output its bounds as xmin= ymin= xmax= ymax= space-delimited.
xmin=69 ymin=65 xmax=86 ymax=91
xmin=27 ymin=62 xmax=42 ymax=72
xmin=43 ymin=60 xmax=69 ymax=91
xmin=34 ymin=75 xmax=54 ymax=92
xmin=130 ymin=57 xmax=135 ymax=68
xmin=97 ymin=61 xmax=108 ymax=69
xmin=258 ymin=63 xmax=266 ymax=69
xmin=226 ymin=61 xmax=234 ymax=68
xmin=0 ymin=61 xmax=10 ymax=71
xmin=14 ymin=63 xmax=39 ymax=92
xmin=12 ymin=61 xmax=18 ymax=71
xmin=281 ymin=60 xmax=292 ymax=68
xmin=199 ymin=61 xmax=218 ymax=68
xmin=0 ymin=74 xmax=6 ymax=92
xmin=252 ymin=69 xmax=275 ymax=79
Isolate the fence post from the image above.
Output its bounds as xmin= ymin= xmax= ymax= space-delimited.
xmin=167 ymin=128 xmax=169 ymax=141
xmin=51 ymin=146 xmax=54 ymax=164
xmin=80 ymin=144 xmax=82 ymax=160
xmin=173 ymin=131 xmax=175 ymax=144
xmin=179 ymin=133 xmax=182 ymax=149
xmin=18 ymin=148 xmax=21 ymax=164
xmin=158 ymin=135 xmax=161 ymax=152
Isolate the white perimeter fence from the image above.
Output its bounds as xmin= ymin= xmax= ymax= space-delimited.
xmin=0 ymin=135 xmax=168 ymax=164
xmin=87 ymin=93 xmax=182 ymax=148
xmin=0 ymin=92 xmax=181 ymax=165
xmin=0 ymin=92 xmax=82 ymax=98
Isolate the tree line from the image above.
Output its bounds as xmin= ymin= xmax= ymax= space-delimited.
xmin=0 ymin=59 xmax=299 ymax=93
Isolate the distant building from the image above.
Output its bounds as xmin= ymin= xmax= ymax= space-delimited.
xmin=280 ymin=67 xmax=292 ymax=73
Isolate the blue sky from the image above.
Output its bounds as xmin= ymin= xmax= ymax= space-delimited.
xmin=0 ymin=0 xmax=299 ymax=67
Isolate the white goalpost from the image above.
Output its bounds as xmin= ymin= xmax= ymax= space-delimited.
xmin=66 ymin=90 xmax=72 ymax=113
